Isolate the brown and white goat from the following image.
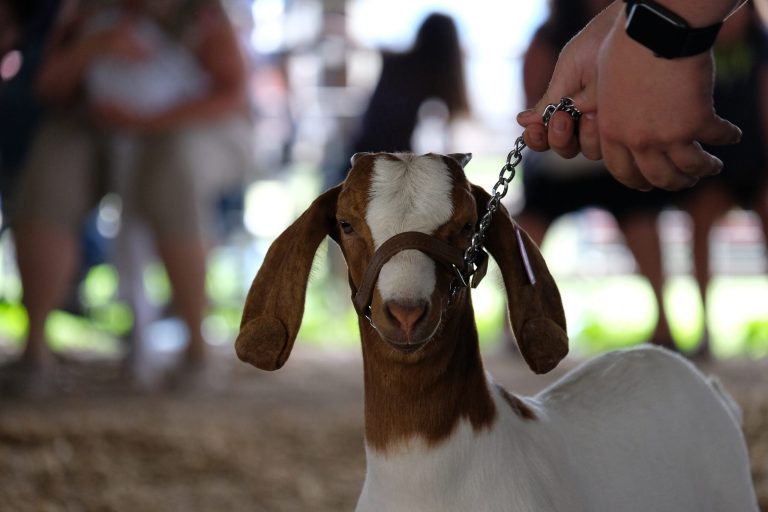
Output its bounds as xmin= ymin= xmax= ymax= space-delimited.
xmin=236 ymin=152 xmax=758 ymax=512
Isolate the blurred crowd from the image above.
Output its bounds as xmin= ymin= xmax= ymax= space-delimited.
xmin=0 ymin=0 xmax=767 ymax=394
xmin=1 ymin=0 xmax=254 ymax=392
xmin=517 ymin=0 xmax=768 ymax=359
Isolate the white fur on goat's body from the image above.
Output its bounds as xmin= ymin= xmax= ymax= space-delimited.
xmin=366 ymin=153 xmax=454 ymax=303
xmin=356 ymin=346 xmax=758 ymax=512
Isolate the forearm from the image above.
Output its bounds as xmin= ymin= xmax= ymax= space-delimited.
xmin=35 ymin=35 xmax=106 ymax=105
xmin=150 ymin=86 xmax=247 ymax=131
xmin=154 ymin=11 xmax=248 ymax=129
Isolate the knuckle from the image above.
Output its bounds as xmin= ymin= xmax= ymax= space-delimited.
xmin=644 ymin=170 xmax=694 ymax=191
xmin=582 ymin=147 xmax=602 ymax=161
xmin=678 ymin=160 xmax=703 ymax=175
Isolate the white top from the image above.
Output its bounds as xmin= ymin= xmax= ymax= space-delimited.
xmin=85 ymin=9 xmax=209 ymax=114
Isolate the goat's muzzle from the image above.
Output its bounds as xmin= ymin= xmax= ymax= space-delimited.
xmin=386 ymin=300 xmax=427 ymax=335
xmin=377 ymin=299 xmax=437 ymax=353
xmin=350 ymin=231 xmax=473 ymax=354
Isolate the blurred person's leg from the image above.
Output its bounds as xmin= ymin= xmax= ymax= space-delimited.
xmin=13 ymin=227 xmax=77 ymax=369
xmin=618 ymin=212 xmax=673 ymax=350
xmin=685 ymin=184 xmax=732 ymax=359
xmin=10 ymin=111 xmax=100 ymax=373
xmin=156 ymin=238 xmax=208 ymax=368
xmin=136 ymin=116 xmax=250 ymax=370
xmin=134 ymin=134 xmax=207 ymax=369
xmin=757 ymin=184 xmax=768 ymax=248
xmin=107 ymin=136 xmax=160 ymax=383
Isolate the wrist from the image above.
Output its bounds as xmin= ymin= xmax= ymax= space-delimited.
xmin=609 ymin=15 xmax=712 ymax=69
xmin=649 ymin=0 xmax=739 ymax=26
xmin=621 ymin=0 xmax=722 ymax=59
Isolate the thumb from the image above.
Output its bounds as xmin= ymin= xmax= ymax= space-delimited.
xmin=516 ymin=84 xmax=596 ymax=132
xmin=516 ymin=88 xmax=567 ymax=127
xmin=696 ymin=114 xmax=742 ymax=146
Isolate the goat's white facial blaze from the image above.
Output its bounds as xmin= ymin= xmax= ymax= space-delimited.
xmin=366 ymin=154 xmax=454 ymax=302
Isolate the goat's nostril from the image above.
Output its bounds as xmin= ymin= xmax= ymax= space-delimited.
xmin=385 ymin=301 xmax=427 ymax=337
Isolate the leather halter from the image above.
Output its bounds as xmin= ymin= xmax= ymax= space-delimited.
xmin=350 ymin=231 xmax=488 ymax=318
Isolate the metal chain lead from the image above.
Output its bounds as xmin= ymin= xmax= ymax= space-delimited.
xmin=451 ymin=97 xmax=582 ymax=297
xmin=542 ymin=96 xmax=582 ymax=128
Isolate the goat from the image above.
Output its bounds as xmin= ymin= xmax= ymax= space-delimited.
xmin=236 ymin=152 xmax=759 ymax=512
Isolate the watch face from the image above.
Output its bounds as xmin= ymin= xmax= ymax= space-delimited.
xmin=626 ymin=3 xmax=688 ymax=58
xmin=629 ymin=2 xmax=686 ymax=28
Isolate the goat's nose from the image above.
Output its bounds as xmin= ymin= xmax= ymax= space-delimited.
xmin=385 ymin=300 xmax=427 ymax=338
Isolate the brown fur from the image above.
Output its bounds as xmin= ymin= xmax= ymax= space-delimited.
xmin=360 ymin=292 xmax=498 ymax=450
xmin=471 ymin=185 xmax=569 ymax=374
xmin=236 ymin=152 xmax=567 ymax=451
xmin=235 ymin=186 xmax=341 ymax=370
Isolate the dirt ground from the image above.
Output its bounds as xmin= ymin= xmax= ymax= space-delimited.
xmin=0 ymin=345 xmax=766 ymax=512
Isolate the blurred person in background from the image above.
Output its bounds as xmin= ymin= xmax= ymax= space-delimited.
xmin=517 ymin=0 xmax=676 ymax=350
xmin=331 ymin=12 xmax=469 ymax=184
xmin=0 ymin=0 xmax=59 ymax=229
xmin=7 ymin=0 xmax=252 ymax=390
xmin=677 ymin=3 xmax=768 ymax=358
xmin=1 ymin=0 xmax=110 ymax=322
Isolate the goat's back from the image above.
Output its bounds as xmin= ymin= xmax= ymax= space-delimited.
xmin=536 ymin=346 xmax=758 ymax=511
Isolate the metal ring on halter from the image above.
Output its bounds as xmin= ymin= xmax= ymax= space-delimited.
xmin=542 ymin=97 xmax=582 ymax=128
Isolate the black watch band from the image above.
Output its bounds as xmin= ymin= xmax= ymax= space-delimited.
xmin=623 ymin=0 xmax=723 ymax=59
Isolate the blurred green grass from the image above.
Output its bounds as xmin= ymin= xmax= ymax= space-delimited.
xmin=1 ymin=156 xmax=766 ymax=359
xmin=1 ymin=251 xmax=767 ymax=359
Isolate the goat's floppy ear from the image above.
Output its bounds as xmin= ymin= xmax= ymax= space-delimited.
xmin=471 ymin=184 xmax=568 ymax=374
xmin=236 ymin=185 xmax=342 ymax=371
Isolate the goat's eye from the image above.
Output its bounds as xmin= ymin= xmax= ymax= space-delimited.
xmin=339 ymin=220 xmax=354 ymax=234
xmin=461 ymin=221 xmax=474 ymax=236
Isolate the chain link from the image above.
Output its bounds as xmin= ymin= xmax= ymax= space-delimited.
xmin=542 ymin=96 xmax=582 ymax=128
xmin=450 ymin=97 xmax=581 ymax=299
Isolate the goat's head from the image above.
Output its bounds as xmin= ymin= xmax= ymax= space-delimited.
xmin=236 ymin=152 xmax=568 ymax=373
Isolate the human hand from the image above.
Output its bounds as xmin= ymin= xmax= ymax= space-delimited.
xmin=590 ymin=18 xmax=741 ymax=189
xmin=517 ymin=2 xmax=742 ymax=190
xmin=90 ymin=102 xmax=163 ymax=132
xmin=517 ymin=2 xmax=618 ymax=160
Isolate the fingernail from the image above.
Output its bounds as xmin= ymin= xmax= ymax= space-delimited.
xmin=584 ymin=112 xmax=596 ymax=121
xmin=531 ymin=131 xmax=544 ymax=146
xmin=517 ymin=109 xmax=535 ymax=120
xmin=711 ymin=158 xmax=723 ymax=175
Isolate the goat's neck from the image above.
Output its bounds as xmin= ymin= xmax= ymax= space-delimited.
xmin=359 ymin=295 xmax=497 ymax=452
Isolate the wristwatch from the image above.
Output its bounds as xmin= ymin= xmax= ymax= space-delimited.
xmin=623 ymin=0 xmax=723 ymax=59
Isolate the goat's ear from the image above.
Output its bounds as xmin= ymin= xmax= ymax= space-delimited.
xmin=350 ymin=152 xmax=372 ymax=167
xmin=236 ymin=185 xmax=342 ymax=371
xmin=447 ymin=153 xmax=472 ymax=168
xmin=471 ymin=184 xmax=568 ymax=374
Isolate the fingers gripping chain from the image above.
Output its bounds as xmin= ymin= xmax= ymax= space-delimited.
xmin=542 ymin=97 xmax=582 ymax=128
xmin=452 ymin=98 xmax=581 ymax=299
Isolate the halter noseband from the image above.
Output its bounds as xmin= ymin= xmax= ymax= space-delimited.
xmin=350 ymin=231 xmax=488 ymax=319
